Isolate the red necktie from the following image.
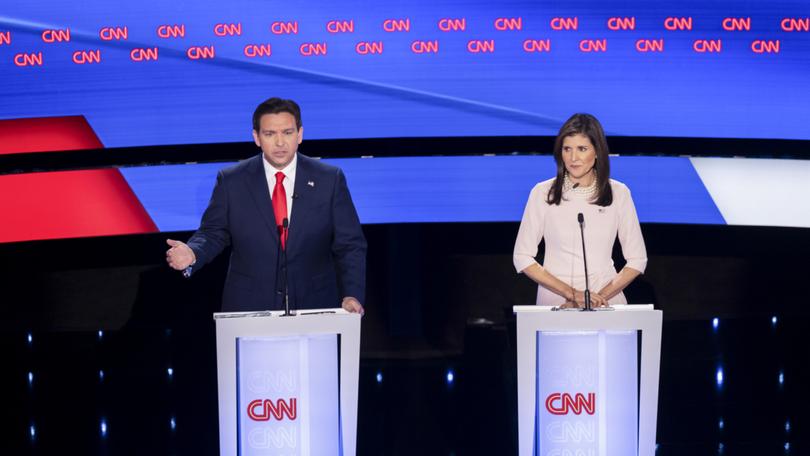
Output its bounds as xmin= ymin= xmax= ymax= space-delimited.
xmin=271 ymin=171 xmax=288 ymax=249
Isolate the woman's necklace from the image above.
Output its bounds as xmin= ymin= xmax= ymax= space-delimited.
xmin=562 ymin=172 xmax=597 ymax=198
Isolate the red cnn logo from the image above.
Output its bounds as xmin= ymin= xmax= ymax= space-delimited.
xmin=42 ymin=28 xmax=70 ymax=43
xmin=187 ymin=45 xmax=215 ymax=60
xmin=494 ymin=17 xmax=522 ymax=31
xmin=636 ymin=39 xmax=664 ymax=52
xmin=579 ymin=39 xmax=607 ymax=52
xmin=545 ymin=393 xmax=596 ymax=415
xmin=99 ymin=27 xmax=128 ymax=41
xmin=781 ymin=18 xmax=810 ymax=32
xmin=722 ymin=17 xmax=751 ymax=31
xmin=130 ymin=47 xmax=159 ymax=62
xmin=327 ymin=20 xmax=354 ymax=33
xmin=467 ymin=39 xmax=495 ymax=53
xmin=664 ymin=17 xmax=692 ymax=31
xmin=751 ymin=40 xmax=780 ymax=54
xmin=248 ymin=398 xmax=298 ymax=421
xmin=271 ymin=21 xmax=298 ymax=35
xmin=550 ymin=17 xmax=578 ymax=31
xmin=438 ymin=18 xmax=466 ymax=32
xmin=14 ymin=52 xmax=43 ymax=67
xmin=299 ymin=42 xmax=327 ymax=56
xmin=693 ymin=39 xmax=722 ymax=53
xmin=214 ymin=23 xmax=242 ymax=37
xmin=607 ymin=17 xmax=635 ymax=31
xmin=244 ymin=44 xmax=272 ymax=58
xmin=72 ymin=50 xmax=101 ymax=64
xmin=356 ymin=41 xmax=383 ymax=55
xmin=383 ymin=18 xmax=410 ymax=32
xmin=411 ymin=40 xmax=438 ymax=54
xmin=157 ymin=24 xmax=185 ymax=38
xmin=523 ymin=39 xmax=551 ymax=53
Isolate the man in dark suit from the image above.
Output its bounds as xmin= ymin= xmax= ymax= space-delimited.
xmin=166 ymin=98 xmax=366 ymax=314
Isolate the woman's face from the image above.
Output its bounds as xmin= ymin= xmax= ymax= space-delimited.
xmin=561 ymin=133 xmax=597 ymax=183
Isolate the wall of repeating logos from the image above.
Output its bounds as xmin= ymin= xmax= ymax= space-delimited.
xmin=1 ymin=0 xmax=809 ymax=149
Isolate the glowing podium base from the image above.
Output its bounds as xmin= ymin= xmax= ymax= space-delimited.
xmin=213 ymin=309 xmax=361 ymax=456
xmin=514 ymin=304 xmax=662 ymax=456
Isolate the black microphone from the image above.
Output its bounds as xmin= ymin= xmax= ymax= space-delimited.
xmin=577 ymin=213 xmax=594 ymax=312
xmin=280 ymin=218 xmax=294 ymax=317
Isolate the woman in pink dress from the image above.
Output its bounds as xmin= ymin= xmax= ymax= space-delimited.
xmin=513 ymin=114 xmax=647 ymax=308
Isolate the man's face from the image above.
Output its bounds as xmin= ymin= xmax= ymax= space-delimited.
xmin=252 ymin=112 xmax=303 ymax=170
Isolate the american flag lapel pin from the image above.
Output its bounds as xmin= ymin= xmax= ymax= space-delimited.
xmin=307 ymin=180 xmax=315 ymax=187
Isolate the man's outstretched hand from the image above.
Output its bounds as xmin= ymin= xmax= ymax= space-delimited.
xmin=166 ymin=239 xmax=196 ymax=271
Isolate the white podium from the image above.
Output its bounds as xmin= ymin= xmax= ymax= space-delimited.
xmin=213 ymin=309 xmax=361 ymax=456
xmin=514 ymin=305 xmax=662 ymax=456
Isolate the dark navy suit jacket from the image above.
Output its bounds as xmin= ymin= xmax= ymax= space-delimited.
xmin=186 ymin=153 xmax=366 ymax=312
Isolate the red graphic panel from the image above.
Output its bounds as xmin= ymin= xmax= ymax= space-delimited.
xmin=0 ymin=116 xmax=103 ymax=155
xmin=0 ymin=169 xmax=158 ymax=243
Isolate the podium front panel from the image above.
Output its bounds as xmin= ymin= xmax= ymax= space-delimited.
xmin=237 ymin=334 xmax=339 ymax=455
xmin=514 ymin=305 xmax=662 ymax=456
xmin=536 ymin=330 xmax=638 ymax=455
xmin=215 ymin=310 xmax=361 ymax=456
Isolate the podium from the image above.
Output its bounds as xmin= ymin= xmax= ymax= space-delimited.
xmin=514 ymin=305 xmax=662 ymax=456
xmin=213 ymin=309 xmax=361 ymax=456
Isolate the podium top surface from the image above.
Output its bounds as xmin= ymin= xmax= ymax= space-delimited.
xmin=213 ymin=308 xmax=351 ymax=320
xmin=513 ymin=304 xmax=655 ymax=314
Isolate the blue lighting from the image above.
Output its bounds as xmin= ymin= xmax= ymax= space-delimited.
xmin=167 ymin=367 xmax=174 ymax=379
xmin=100 ymin=418 xmax=108 ymax=437
xmin=716 ymin=367 xmax=724 ymax=388
xmin=718 ymin=442 xmax=725 ymax=454
xmin=786 ymin=420 xmax=791 ymax=432
xmin=29 ymin=424 xmax=35 ymax=440
xmin=27 ymin=333 xmax=33 ymax=344
xmin=446 ymin=370 xmax=455 ymax=385
xmin=98 ymin=330 xmax=103 ymax=340
xmin=718 ymin=418 xmax=724 ymax=430
xmin=170 ymin=416 xmax=176 ymax=431
xmin=772 ymin=316 xmax=778 ymax=326
xmin=28 ymin=371 xmax=33 ymax=386
xmin=785 ymin=442 xmax=790 ymax=451
xmin=779 ymin=371 xmax=784 ymax=386
xmin=375 ymin=372 xmax=383 ymax=384
xmin=712 ymin=318 xmax=719 ymax=330
xmin=99 ymin=370 xmax=105 ymax=381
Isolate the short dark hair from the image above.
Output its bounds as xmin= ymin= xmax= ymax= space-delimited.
xmin=546 ymin=113 xmax=613 ymax=207
xmin=252 ymin=97 xmax=302 ymax=131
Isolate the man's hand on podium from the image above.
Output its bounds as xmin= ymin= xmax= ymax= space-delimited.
xmin=166 ymin=239 xmax=196 ymax=271
xmin=342 ymin=296 xmax=365 ymax=316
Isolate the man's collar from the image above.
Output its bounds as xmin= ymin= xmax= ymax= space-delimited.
xmin=262 ymin=152 xmax=298 ymax=177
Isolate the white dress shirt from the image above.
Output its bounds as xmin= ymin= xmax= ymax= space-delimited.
xmin=262 ymin=153 xmax=297 ymax=224
xmin=513 ymin=178 xmax=648 ymax=306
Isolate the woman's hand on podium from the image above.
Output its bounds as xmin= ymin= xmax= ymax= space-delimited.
xmin=166 ymin=239 xmax=196 ymax=270
xmin=568 ymin=290 xmax=608 ymax=308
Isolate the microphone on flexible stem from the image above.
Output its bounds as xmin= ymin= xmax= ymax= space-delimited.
xmin=577 ymin=212 xmax=594 ymax=312
xmin=280 ymin=218 xmax=294 ymax=317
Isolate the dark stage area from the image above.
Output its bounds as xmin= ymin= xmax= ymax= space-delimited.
xmin=1 ymin=222 xmax=808 ymax=454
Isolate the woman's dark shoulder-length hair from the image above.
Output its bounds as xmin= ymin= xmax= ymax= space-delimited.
xmin=546 ymin=113 xmax=613 ymax=207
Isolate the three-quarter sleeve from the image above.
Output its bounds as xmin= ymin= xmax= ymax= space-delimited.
xmin=513 ymin=184 xmax=546 ymax=273
xmin=617 ymin=186 xmax=648 ymax=274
